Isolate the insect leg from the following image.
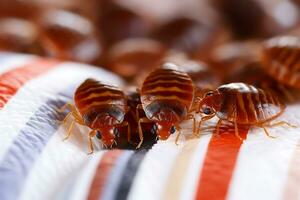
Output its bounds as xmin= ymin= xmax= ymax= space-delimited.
xmin=189 ymin=97 xmax=200 ymax=113
xmin=196 ymin=114 xmax=215 ymax=136
xmin=67 ymin=104 xmax=82 ymax=121
xmin=261 ymin=126 xmax=276 ymax=138
xmin=268 ymin=121 xmax=297 ymax=128
xmin=72 ymin=111 xmax=85 ymax=125
xmin=60 ymin=103 xmax=84 ymax=125
xmin=186 ymin=114 xmax=196 ymax=136
xmin=135 ymin=104 xmax=143 ymax=122
xmin=234 ymin=121 xmax=243 ymax=141
xmin=57 ymin=102 xmax=73 ymax=113
xmin=87 ymin=130 xmax=97 ymax=154
xmin=137 ymin=117 xmax=151 ymax=149
xmin=117 ymin=121 xmax=131 ymax=144
xmin=126 ymin=122 xmax=131 ymax=144
xmin=61 ymin=106 xmax=84 ymax=141
xmin=62 ymin=112 xmax=72 ymax=124
xmin=232 ymin=108 xmax=243 ymax=140
xmin=63 ymin=120 xmax=75 ymax=141
xmin=58 ymin=104 xmax=75 ymax=124
xmin=175 ymin=124 xmax=182 ymax=145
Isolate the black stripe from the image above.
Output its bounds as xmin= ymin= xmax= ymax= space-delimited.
xmin=114 ymin=150 xmax=147 ymax=200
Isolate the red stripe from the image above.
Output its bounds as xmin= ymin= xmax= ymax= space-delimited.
xmin=0 ymin=58 xmax=59 ymax=109
xmin=87 ymin=150 xmax=123 ymax=200
xmin=195 ymin=125 xmax=249 ymax=200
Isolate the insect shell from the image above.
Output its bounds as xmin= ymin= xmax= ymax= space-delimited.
xmin=223 ymin=62 xmax=299 ymax=103
xmin=164 ymin=52 xmax=221 ymax=112
xmin=164 ymin=52 xmax=221 ymax=91
xmin=261 ymin=36 xmax=300 ymax=88
xmin=138 ymin=63 xmax=195 ymax=145
xmin=40 ymin=10 xmax=102 ymax=63
xmin=197 ymin=83 xmax=286 ymax=137
xmin=63 ymin=78 xmax=129 ymax=151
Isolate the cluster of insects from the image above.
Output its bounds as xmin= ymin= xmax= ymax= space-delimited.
xmin=60 ymin=35 xmax=299 ymax=153
xmin=1 ymin=0 xmax=300 ymax=154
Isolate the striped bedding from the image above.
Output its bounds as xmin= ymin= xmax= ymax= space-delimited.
xmin=0 ymin=52 xmax=299 ymax=200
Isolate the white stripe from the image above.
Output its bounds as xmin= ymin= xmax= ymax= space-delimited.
xmin=59 ymin=152 xmax=104 ymax=200
xmin=227 ymin=105 xmax=300 ymax=200
xmin=60 ymin=152 xmax=104 ymax=200
xmin=127 ymin=141 xmax=181 ymax=200
xmin=180 ymin=134 xmax=212 ymax=200
xmin=0 ymin=59 xmax=124 ymax=160
xmin=18 ymin=108 xmax=107 ymax=200
xmin=18 ymin=131 xmax=104 ymax=200
xmin=0 ymin=52 xmax=36 ymax=74
xmin=127 ymin=119 xmax=201 ymax=200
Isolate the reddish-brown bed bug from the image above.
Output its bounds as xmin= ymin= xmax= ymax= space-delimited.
xmin=104 ymin=38 xmax=167 ymax=80
xmin=39 ymin=9 xmax=102 ymax=64
xmin=164 ymin=52 xmax=221 ymax=111
xmin=96 ymin=1 xmax=152 ymax=47
xmin=137 ymin=63 xmax=196 ymax=147
xmin=211 ymin=0 xmax=298 ymax=38
xmin=196 ymin=82 xmax=295 ymax=139
xmin=164 ymin=52 xmax=221 ymax=92
xmin=151 ymin=17 xmax=220 ymax=59
xmin=208 ymin=41 xmax=260 ymax=81
xmin=61 ymin=78 xmax=130 ymax=153
xmin=224 ymin=62 xmax=299 ymax=103
xmin=261 ymin=36 xmax=300 ymax=89
xmin=0 ymin=18 xmax=41 ymax=54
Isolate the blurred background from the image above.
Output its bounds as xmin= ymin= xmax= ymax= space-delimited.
xmin=1 ymin=0 xmax=300 ymax=88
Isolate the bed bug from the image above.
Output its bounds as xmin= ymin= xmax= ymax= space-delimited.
xmin=164 ymin=52 xmax=221 ymax=92
xmin=224 ymin=62 xmax=299 ymax=103
xmin=61 ymin=78 xmax=130 ymax=153
xmin=104 ymin=38 xmax=167 ymax=80
xmin=136 ymin=63 xmax=196 ymax=147
xmin=0 ymin=18 xmax=41 ymax=54
xmin=211 ymin=0 xmax=295 ymax=38
xmin=196 ymin=82 xmax=295 ymax=139
xmin=164 ymin=52 xmax=222 ymax=112
xmin=261 ymin=36 xmax=300 ymax=89
xmin=96 ymin=1 xmax=152 ymax=47
xmin=151 ymin=17 xmax=220 ymax=59
xmin=39 ymin=9 xmax=102 ymax=64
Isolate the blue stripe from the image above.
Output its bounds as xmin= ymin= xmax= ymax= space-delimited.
xmin=0 ymin=52 xmax=17 ymax=62
xmin=0 ymin=88 xmax=74 ymax=200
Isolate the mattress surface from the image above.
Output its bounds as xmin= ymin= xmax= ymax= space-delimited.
xmin=0 ymin=53 xmax=299 ymax=200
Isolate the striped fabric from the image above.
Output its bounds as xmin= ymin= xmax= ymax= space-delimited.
xmin=0 ymin=53 xmax=299 ymax=200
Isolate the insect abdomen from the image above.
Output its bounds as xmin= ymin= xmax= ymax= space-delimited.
xmin=74 ymin=79 xmax=126 ymax=126
xmin=141 ymin=67 xmax=194 ymax=119
xmin=262 ymin=36 xmax=300 ymax=88
xmin=218 ymin=83 xmax=284 ymax=124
